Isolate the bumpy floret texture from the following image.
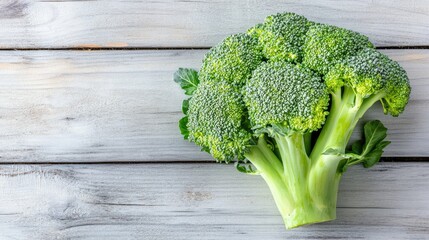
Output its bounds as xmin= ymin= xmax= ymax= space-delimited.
xmin=326 ymin=48 xmax=411 ymax=116
xmin=187 ymin=81 xmax=251 ymax=162
xmin=303 ymin=24 xmax=374 ymax=75
xmin=244 ymin=61 xmax=329 ymax=132
xmin=382 ymin=66 xmax=411 ymax=116
xmin=199 ymin=33 xmax=263 ymax=87
xmin=248 ymin=12 xmax=313 ymax=62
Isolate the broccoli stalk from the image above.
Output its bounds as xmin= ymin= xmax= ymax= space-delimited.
xmin=174 ymin=12 xmax=411 ymax=229
xmin=244 ymin=132 xmax=340 ymax=228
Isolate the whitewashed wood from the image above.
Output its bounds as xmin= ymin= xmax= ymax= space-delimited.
xmin=0 ymin=0 xmax=428 ymax=48
xmin=0 ymin=50 xmax=427 ymax=162
xmin=0 ymin=162 xmax=427 ymax=239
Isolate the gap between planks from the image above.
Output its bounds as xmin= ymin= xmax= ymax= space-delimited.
xmin=0 ymin=158 xmax=427 ymax=165
xmin=0 ymin=46 xmax=428 ymax=51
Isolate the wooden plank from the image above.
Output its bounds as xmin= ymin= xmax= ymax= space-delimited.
xmin=0 ymin=0 xmax=428 ymax=48
xmin=0 ymin=162 xmax=427 ymax=239
xmin=0 ymin=50 xmax=427 ymax=162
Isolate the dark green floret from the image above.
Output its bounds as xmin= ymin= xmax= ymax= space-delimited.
xmin=244 ymin=61 xmax=329 ymax=132
xmin=325 ymin=48 xmax=411 ymax=117
xmin=248 ymin=12 xmax=313 ymax=62
xmin=186 ymin=81 xmax=251 ymax=162
xmin=199 ymin=33 xmax=263 ymax=87
xmin=303 ymin=24 xmax=374 ymax=75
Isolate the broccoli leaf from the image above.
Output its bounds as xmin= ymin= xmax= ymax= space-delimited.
xmin=362 ymin=140 xmax=391 ymax=168
xmin=179 ymin=116 xmax=189 ymax=139
xmin=235 ymin=162 xmax=260 ymax=175
xmin=358 ymin=120 xmax=391 ymax=168
xmin=174 ymin=68 xmax=199 ymax=95
xmin=351 ymin=140 xmax=363 ymax=154
xmin=182 ymin=99 xmax=190 ymax=115
xmin=323 ymin=120 xmax=390 ymax=172
xmin=337 ymin=158 xmax=349 ymax=174
xmin=362 ymin=120 xmax=388 ymax=153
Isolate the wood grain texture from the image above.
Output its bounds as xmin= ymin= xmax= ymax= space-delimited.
xmin=0 ymin=0 xmax=428 ymax=48
xmin=0 ymin=50 xmax=427 ymax=162
xmin=0 ymin=162 xmax=427 ymax=239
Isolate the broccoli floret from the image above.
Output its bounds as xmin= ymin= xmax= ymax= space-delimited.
xmin=244 ymin=61 xmax=329 ymax=132
xmin=325 ymin=48 xmax=410 ymax=116
xmin=186 ymin=81 xmax=251 ymax=162
xmin=199 ymin=33 xmax=263 ymax=86
xmin=174 ymin=12 xmax=411 ymax=230
xmin=303 ymin=24 xmax=374 ymax=75
xmin=312 ymin=48 xmax=411 ymax=160
xmin=248 ymin=13 xmax=312 ymax=62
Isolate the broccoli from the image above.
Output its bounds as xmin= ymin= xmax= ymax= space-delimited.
xmin=174 ymin=12 xmax=411 ymax=229
xmin=199 ymin=33 xmax=263 ymax=87
xmin=248 ymin=12 xmax=313 ymax=62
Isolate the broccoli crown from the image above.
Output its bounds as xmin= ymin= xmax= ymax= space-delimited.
xmin=325 ymin=48 xmax=411 ymax=116
xmin=199 ymin=33 xmax=263 ymax=87
xmin=303 ymin=24 xmax=374 ymax=75
xmin=176 ymin=11 xmax=410 ymax=161
xmin=187 ymin=81 xmax=251 ymax=162
xmin=244 ymin=61 xmax=329 ymax=133
xmin=248 ymin=12 xmax=312 ymax=62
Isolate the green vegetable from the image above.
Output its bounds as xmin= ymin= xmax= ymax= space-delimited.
xmin=174 ymin=12 xmax=411 ymax=229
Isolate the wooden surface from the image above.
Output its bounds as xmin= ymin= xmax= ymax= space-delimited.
xmin=0 ymin=0 xmax=428 ymax=239
xmin=0 ymin=49 xmax=427 ymax=162
xmin=0 ymin=0 xmax=428 ymax=48
xmin=0 ymin=162 xmax=427 ymax=240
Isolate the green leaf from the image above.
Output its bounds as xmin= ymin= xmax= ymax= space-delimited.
xmin=362 ymin=120 xmax=388 ymax=155
xmin=179 ymin=116 xmax=189 ymax=139
xmin=361 ymin=149 xmax=383 ymax=168
xmin=360 ymin=120 xmax=390 ymax=167
xmin=346 ymin=120 xmax=390 ymax=169
xmin=362 ymin=140 xmax=391 ymax=168
xmin=351 ymin=140 xmax=363 ymax=154
xmin=337 ymin=158 xmax=349 ymax=173
xmin=182 ymin=99 xmax=190 ymax=114
xmin=235 ymin=162 xmax=260 ymax=175
xmin=174 ymin=68 xmax=199 ymax=95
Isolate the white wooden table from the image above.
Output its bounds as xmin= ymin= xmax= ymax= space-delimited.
xmin=0 ymin=1 xmax=428 ymax=239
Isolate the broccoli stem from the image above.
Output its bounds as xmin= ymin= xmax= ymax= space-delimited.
xmin=308 ymin=153 xmax=342 ymax=213
xmin=310 ymin=86 xmax=358 ymax=159
xmin=303 ymin=132 xmax=312 ymax=156
xmin=305 ymin=86 xmax=357 ymax=209
xmin=256 ymin=136 xmax=284 ymax=175
xmin=311 ymin=86 xmax=386 ymax=160
xmin=245 ymin=139 xmax=294 ymax=216
xmin=274 ymin=133 xmax=309 ymax=199
xmin=308 ymin=86 xmax=385 ymax=210
xmin=246 ymin=135 xmax=337 ymax=229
